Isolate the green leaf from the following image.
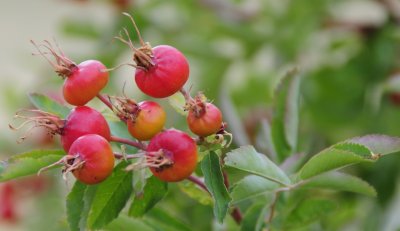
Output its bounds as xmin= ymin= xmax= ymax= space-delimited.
xmin=87 ymin=161 xmax=133 ymax=229
xmin=241 ymin=203 xmax=269 ymax=231
xmin=201 ymin=152 xmax=231 ymax=223
xmin=168 ymin=92 xmax=187 ymax=116
xmin=129 ymin=176 xmax=168 ymax=217
xmin=271 ymin=68 xmax=301 ymax=161
xmin=178 ymin=180 xmax=213 ymax=205
xmin=231 ymin=175 xmax=278 ymax=204
xmin=348 ymin=134 xmax=400 ymax=155
xmin=284 ymin=199 xmax=336 ymax=228
xmin=105 ymin=214 xmax=154 ymax=231
xmin=332 ymin=142 xmax=372 ymax=157
xmin=66 ymin=181 xmax=87 ymax=231
xmin=145 ymin=207 xmax=192 ymax=231
xmin=224 ymin=146 xmax=291 ymax=186
xmin=79 ymin=185 xmax=98 ymax=230
xmin=28 ymin=93 xmax=70 ymax=118
xmin=108 ymin=120 xmax=133 ymax=140
xmin=132 ymin=164 xmax=152 ymax=196
xmin=301 ymin=172 xmax=377 ymax=197
xmin=0 ymin=149 xmax=65 ymax=182
xmin=255 ymin=119 xmax=277 ymax=159
xmin=299 ymin=148 xmax=374 ymax=180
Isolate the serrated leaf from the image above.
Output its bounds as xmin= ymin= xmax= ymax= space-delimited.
xmin=28 ymin=93 xmax=70 ymax=118
xmin=301 ymin=172 xmax=377 ymax=197
xmin=66 ymin=181 xmax=87 ymax=231
xmin=348 ymin=134 xmax=400 ymax=155
xmin=333 ymin=142 xmax=372 ymax=157
xmin=79 ymin=185 xmax=98 ymax=230
xmin=168 ymin=92 xmax=187 ymax=116
xmin=178 ymin=180 xmax=213 ymax=205
xmin=224 ymin=146 xmax=291 ymax=186
xmin=271 ymin=68 xmax=301 ymax=162
xmin=231 ymin=175 xmax=278 ymax=204
xmin=299 ymin=148 xmax=374 ymax=180
xmin=0 ymin=149 xmax=65 ymax=182
xmin=88 ymin=161 xmax=133 ymax=229
xmin=105 ymin=214 xmax=154 ymax=231
xmin=201 ymin=152 xmax=231 ymax=223
xmin=241 ymin=203 xmax=269 ymax=231
xmin=129 ymin=176 xmax=168 ymax=217
xmin=284 ymin=199 xmax=336 ymax=228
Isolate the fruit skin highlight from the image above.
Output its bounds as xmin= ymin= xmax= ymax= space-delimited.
xmin=63 ymin=60 xmax=109 ymax=106
xmin=61 ymin=106 xmax=111 ymax=152
xmin=68 ymin=134 xmax=115 ymax=185
xmin=135 ymin=45 xmax=189 ymax=98
xmin=187 ymin=102 xmax=223 ymax=137
xmin=127 ymin=101 xmax=166 ymax=141
xmin=146 ymin=129 xmax=197 ymax=182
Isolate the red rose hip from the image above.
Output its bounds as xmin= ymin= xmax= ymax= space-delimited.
xmin=146 ymin=129 xmax=197 ymax=182
xmin=187 ymin=102 xmax=223 ymax=137
xmin=116 ymin=13 xmax=189 ymax=98
xmin=135 ymin=45 xmax=189 ymax=98
xmin=61 ymin=106 xmax=111 ymax=152
xmin=31 ymin=41 xmax=108 ymax=106
xmin=127 ymin=101 xmax=166 ymax=141
xmin=10 ymin=106 xmax=111 ymax=152
xmin=68 ymin=134 xmax=115 ymax=185
xmin=63 ymin=60 xmax=109 ymax=106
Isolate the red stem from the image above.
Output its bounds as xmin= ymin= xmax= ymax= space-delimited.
xmin=179 ymin=88 xmax=192 ymax=103
xmin=231 ymin=208 xmax=243 ymax=224
xmin=97 ymin=94 xmax=113 ymax=110
xmin=113 ymin=152 xmax=145 ymax=159
xmin=222 ymin=170 xmax=243 ymax=224
xmin=110 ymin=135 xmax=146 ymax=150
xmin=187 ymin=175 xmax=210 ymax=194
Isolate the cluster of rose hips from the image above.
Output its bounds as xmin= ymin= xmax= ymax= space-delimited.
xmin=11 ymin=13 xmax=227 ymax=185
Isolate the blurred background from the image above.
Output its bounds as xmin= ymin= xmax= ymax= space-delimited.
xmin=1 ymin=0 xmax=400 ymax=230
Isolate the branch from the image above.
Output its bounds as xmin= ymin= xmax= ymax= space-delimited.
xmin=97 ymin=93 xmax=113 ymax=111
xmin=265 ymin=181 xmax=307 ymax=230
xmin=187 ymin=175 xmax=210 ymax=193
xmin=110 ymin=135 xmax=147 ymax=150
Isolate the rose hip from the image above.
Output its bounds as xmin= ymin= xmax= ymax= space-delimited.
xmin=146 ymin=129 xmax=197 ymax=182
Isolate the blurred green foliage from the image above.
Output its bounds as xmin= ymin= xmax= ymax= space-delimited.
xmin=3 ymin=0 xmax=400 ymax=230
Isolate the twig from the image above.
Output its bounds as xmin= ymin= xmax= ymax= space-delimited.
xmin=222 ymin=170 xmax=243 ymax=224
xmin=113 ymin=152 xmax=145 ymax=159
xmin=110 ymin=135 xmax=147 ymax=150
xmin=180 ymin=87 xmax=193 ymax=102
xmin=97 ymin=94 xmax=113 ymax=111
xmin=265 ymin=181 xmax=307 ymax=230
xmin=187 ymin=175 xmax=210 ymax=193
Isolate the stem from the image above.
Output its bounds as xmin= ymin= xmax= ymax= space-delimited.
xmin=222 ymin=170 xmax=243 ymax=224
xmin=180 ymin=88 xmax=192 ymax=102
xmin=97 ymin=94 xmax=113 ymax=111
xmin=266 ymin=191 xmax=279 ymax=229
xmin=231 ymin=208 xmax=243 ymax=225
xmin=187 ymin=175 xmax=210 ymax=193
xmin=113 ymin=152 xmax=145 ymax=159
xmin=265 ymin=181 xmax=307 ymax=230
xmin=110 ymin=135 xmax=147 ymax=150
